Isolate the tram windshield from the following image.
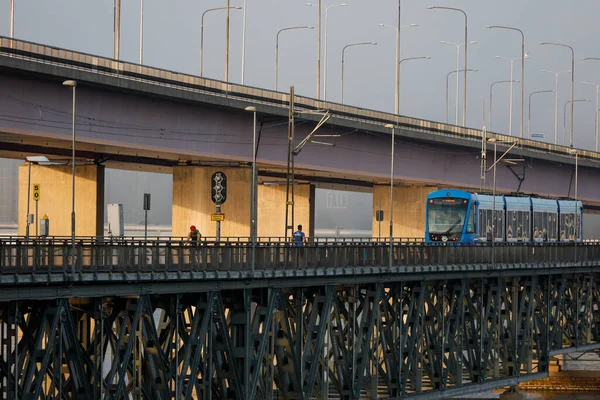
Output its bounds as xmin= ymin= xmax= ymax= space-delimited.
xmin=427 ymin=198 xmax=468 ymax=235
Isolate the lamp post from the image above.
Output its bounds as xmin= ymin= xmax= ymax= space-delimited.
xmin=241 ymin=0 xmax=248 ymax=84
xmin=446 ymin=69 xmax=477 ymax=124
xmin=569 ymin=148 xmax=579 ymax=240
xmin=528 ymin=90 xmax=554 ymax=138
xmin=113 ymin=0 xmax=121 ymax=59
xmin=276 ymin=26 xmax=314 ymax=91
xmin=201 ymin=6 xmax=242 ymax=77
xmin=487 ymin=26 xmax=526 ymax=139
xmin=306 ymin=3 xmax=349 ymax=100
xmin=398 ymin=56 xmax=431 ymax=112
xmin=541 ymin=42 xmax=575 ymax=147
xmin=440 ymin=41 xmax=477 ymax=125
xmin=139 ymin=0 xmax=144 ymax=64
xmin=428 ymin=6 xmax=469 ymax=126
xmin=245 ymin=106 xmax=257 ymax=274
xmin=377 ymin=23 xmax=418 ymax=115
xmin=563 ymin=99 xmax=590 ymax=146
xmin=541 ymin=69 xmax=571 ymax=145
xmin=495 ymin=56 xmax=525 ymax=136
xmin=341 ymin=42 xmax=377 ymax=104
xmin=583 ymin=58 xmax=600 ymax=149
xmin=10 ymin=0 xmax=14 ymax=38
xmin=384 ymin=123 xmax=395 ymax=271
xmin=582 ymin=81 xmax=600 ymax=152
xmin=489 ymin=80 xmax=519 ymax=132
xmin=62 ymin=80 xmax=77 ymax=274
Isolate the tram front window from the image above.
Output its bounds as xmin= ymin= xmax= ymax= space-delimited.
xmin=428 ymin=198 xmax=468 ymax=235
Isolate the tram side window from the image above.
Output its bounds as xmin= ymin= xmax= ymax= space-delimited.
xmin=507 ymin=211 xmax=517 ymax=239
xmin=576 ymin=213 xmax=581 ymax=240
xmin=479 ymin=209 xmax=495 ymax=239
xmin=466 ymin=205 xmax=476 ymax=233
xmin=522 ymin=211 xmax=530 ymax=241
xmin=494 ymin=210 xmax=504 ymax=240
xmin=533 ymin=212 xmax=551 ymax=240
xmin=548 ymin=213 xmax=557 ymax=240
xmin=560 ymin=213 xmax=576 ymax=240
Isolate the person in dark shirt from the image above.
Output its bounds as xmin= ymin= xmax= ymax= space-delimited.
xmin=187 ymin=225 xmax=201 ymax=264
xmin=292 ymin=225 xmax=306 ymax=266
xmin=188 ymin=225 xmax=201 ymax=246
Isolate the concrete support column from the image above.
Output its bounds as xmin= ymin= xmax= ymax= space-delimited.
xmin=173 ymin=166 xmax=251 ymax=238
xmin=257 ymin=183 xmax=313 ymax=239
xmin=173 ymin=166 xmax=314 ymax=239
xmin=18 ymin=163 xmax=105 ymax=237
xmin=372 ymin=185 xmax=436 ymax=239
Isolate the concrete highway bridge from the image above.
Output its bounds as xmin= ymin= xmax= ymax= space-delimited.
xmin=0 ymin=36 xmax=599 ymax=242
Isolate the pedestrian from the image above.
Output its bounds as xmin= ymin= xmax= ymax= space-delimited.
xmin=187 ymin=225 xmax=202 ymax=264
xmin=188 ymin=225 xmax=201 ymax=245
xmin=293 ymin=225 xmax=306 ymax=265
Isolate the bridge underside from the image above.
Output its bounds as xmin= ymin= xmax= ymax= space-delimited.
xmin=1 ymin=272 xmax=599 ymax=399
xmin=0 ymin=64 xmax=599 ymax=206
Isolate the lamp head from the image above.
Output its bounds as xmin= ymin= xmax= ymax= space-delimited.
xmin=384 ymin=123 xmax=394 ymax=129
xmin=377 ymin=23 xmax=385 ymax=26
xmin=340 ymin=3 xmax=348 ymax=6
xmin=62 ymin=80 xmax=77 ymax=87
xmin=245 ymin=106 xmax=257 ymax=112
xmin=371 ymin=42 xmax=378 ymax=45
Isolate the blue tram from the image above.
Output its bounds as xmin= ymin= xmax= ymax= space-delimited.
xmin=424 ymin=189 xmax=583 ymax=243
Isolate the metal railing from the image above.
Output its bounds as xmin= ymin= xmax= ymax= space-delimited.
xmin=1 ymin=240 xmax=599 ymax=276
xmin=1 ymin=36 xmax=598 ymax=163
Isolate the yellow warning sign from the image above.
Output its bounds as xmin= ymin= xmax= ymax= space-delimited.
xmin=211 ymin=213 xmax=225 ymax=222
xmin=33 ymin=183 xmax=40 ymax=201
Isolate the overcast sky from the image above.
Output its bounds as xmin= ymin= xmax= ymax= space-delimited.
xmin=3 ymin=0 xmax=600 ymax=150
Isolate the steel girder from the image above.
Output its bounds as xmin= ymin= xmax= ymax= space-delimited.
xmin=1 ymin=275 xmax=600 ymax=399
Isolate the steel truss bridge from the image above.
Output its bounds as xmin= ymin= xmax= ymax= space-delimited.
xmin=2 ymin=239 xmax=600 ymax=399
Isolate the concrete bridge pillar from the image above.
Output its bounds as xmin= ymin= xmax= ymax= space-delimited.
xmin=18 ymin=163 xmax=105 ymax=237
xmin=172 ymin=166 xmax=313 ymax=239
xmin=372 ymin=185 xmax=436 ymax=239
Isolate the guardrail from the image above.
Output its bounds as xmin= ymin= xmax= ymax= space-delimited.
xmin=1 ymin=241 xmax=599 ymax=275
xmin=0 ymin=236 xmax=425 ymax=244
xmin=1 ymin=36 xmax=597 ymax=163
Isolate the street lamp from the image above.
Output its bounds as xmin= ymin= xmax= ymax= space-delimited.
xmin=398 ymin=56 xmax=431 ymax=111
xmin=487 ymin=26 xmax=526 ymax=139
xmin=540 ymin=42 xmax=575 ymax=147
xmin=582 ymin=81 xmax=600 ymax=152
xmin=245 ymin=106 xmax=257 ymax=275
xmin=440 ymin=41 xmax=478 ymax=125
xmin=200 ymin=6 xmax=242 ymax=77
xmin=62 ymin=79 xmax=77 ymax=273
xmin=563 ymin=99 xmax=590 ymax=147
xmin=306 ymin=3 xmax=349 ymax=100
xmin=139 ymin=0 xmax=144 ymax=64
xmin=495 ymin=55 xmax=527 ymax=136
xmin=528 ymin=90 xmax=554 ymax=138
xmin=377 ymin=23 xmax=418 ymax=115
xmin=428 ymin=6 xmax=469 ymax=126
xmin=10 ymin=0 xmax=14 ymax=38
xmin=569 ymin=148 xmax=579 ymax=240
xmin=341 ymin=42 xmax=377 ymax=104
xmin=384 ymin=123 xmax=395 ymax=271
xmin=541 ymin=69 xmax=571 ymax=145
xmin=489 ymin=80 xmax=519 ymax=132
xmin=446 ymin=69 xmax=477 ymax=124
xmin=276 ymin=26 xmax=314 ymax=91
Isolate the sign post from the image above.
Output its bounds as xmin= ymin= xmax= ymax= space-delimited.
xmin=211 ymin=172 xmax=227 ymax=241
xmin=143 ymin=193 xmax=151 ymax=240
xmin=33 ymin=184 xmax=40 ymax=236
